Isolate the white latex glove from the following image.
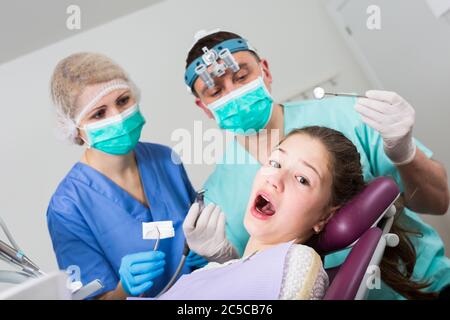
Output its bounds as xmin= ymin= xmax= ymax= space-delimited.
xmin=183 ymin=202 xmax=239 ymax=264
xmin=355 ymin=90 xmax=417 ymax=166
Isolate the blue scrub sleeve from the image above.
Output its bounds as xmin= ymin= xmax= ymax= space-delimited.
xmin=47 ymin=207 xmax=118 ymax=298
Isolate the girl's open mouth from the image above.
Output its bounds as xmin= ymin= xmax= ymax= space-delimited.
xmin=253 ymin=193 xmax=276 ymax=217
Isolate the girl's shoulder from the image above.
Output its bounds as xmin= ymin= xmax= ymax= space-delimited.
xmin=280 ymin=243 xmax=329 ymax=299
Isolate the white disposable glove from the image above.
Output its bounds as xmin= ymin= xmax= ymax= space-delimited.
xmin=355 ymin=90 xmax=417 ymax=166
xmin=183 ymin=202 xmax=239 ymax=264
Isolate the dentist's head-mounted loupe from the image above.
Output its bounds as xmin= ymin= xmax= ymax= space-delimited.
xmin=185 ymin=32 xmax=256 ymax=92
xmin=194 ymin=47 xmax=240 ymax=89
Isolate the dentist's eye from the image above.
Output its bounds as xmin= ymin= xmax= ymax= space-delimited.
xmin=269 ymin=160 xmax=281 ymax=168
xmin=234 ymin=72 xmax=248 ymax=82
xmin=210 ymin=88 xmax=222 ymax=97
xmin=296 ymin=176 xmax=309 ymax=185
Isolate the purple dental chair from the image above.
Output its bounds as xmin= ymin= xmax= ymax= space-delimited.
xmin=310 ymin=176 xmax=401 ymax=300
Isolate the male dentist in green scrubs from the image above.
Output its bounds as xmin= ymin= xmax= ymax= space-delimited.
xmin=181 ymin=30 xmax=450 ymax=299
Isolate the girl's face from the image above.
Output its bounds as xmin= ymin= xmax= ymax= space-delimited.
xmin=244 ymin=133 xmax=335 ymax=245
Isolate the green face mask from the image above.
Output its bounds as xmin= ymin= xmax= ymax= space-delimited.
xmin=206 ymin=77 xmax=273 ymax=135
xmin=81 ymin=104 xmax=146 ymax=155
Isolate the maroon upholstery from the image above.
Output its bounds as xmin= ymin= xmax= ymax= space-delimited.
xmin=314 ymin=177 xmax=399 ymax=254
xmin=316 ymin=177 xmax=400 ymax=299
xmin=323 ymin=228 xmax=382 ymax=300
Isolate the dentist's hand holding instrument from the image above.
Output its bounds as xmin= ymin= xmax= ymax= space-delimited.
xmin=355 ymin=90 xmax=416 ymax=166
xmin=183 ymin=203 xmax=240 ymax=264
xmin=313 ymin=87 xmax=416 ymax=166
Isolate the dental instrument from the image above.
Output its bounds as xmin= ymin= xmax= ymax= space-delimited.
xmin=155 ymin=189 xmax=206 ymax=297
xmin=153 ymin=226 xmax=160 ymax=251
xmin=0 ymin=216 xmax=44 ymax=280
xmin=138 ymin=226 xmax=161 ymax=298
xmin=313 ymin=87 xmax=367 ymax=100
xmin=0 ymin=215 xmax=103 ymax=299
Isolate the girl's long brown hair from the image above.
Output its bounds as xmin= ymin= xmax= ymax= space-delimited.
xmin=282 ymin=126 xmax=437 ymax=299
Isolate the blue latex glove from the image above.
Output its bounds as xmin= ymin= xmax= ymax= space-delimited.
xmin=186 ymin=251 xmax=208 ymax=269
xmin=119 ymin=251 xmax=165 ymax=296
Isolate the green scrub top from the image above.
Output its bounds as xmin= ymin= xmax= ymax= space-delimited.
xmin=203 ymin=96 xmax=450 ymax=299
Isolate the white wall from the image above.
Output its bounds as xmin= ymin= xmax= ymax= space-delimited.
xmin=0 ymin=0 xmax=446 ymax=278
xmin=323 ymin=0 xmax=450 ymax=253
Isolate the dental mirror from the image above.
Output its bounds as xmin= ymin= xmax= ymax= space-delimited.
xmin=313 ymin=87 xmax=367 ymax=99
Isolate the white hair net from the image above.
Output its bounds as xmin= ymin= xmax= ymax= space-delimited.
xmin=50 ymin=52 xmax=140 ymax=145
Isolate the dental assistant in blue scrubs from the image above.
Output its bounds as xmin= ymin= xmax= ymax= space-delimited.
xmin=182 ymin=30 xmax=450 ymax=299
xmin=47 ymin=52 xmax=205 ymax=299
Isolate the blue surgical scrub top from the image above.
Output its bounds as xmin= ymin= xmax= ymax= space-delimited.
xmin=203 ymin=97 xmax=450 ymax=299
xmin=47 ymin=142 xmax=197 ymax=297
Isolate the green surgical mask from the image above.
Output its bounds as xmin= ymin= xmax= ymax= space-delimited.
xmin=80 ymin=104 xmax=145 ymax=155
xmin=206 ymin=77 xmax=273 ymax=135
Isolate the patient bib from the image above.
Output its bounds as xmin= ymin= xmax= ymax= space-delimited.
xmin=158 ymin=242 xmax=292 ymax=300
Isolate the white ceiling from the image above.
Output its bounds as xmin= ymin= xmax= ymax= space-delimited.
xmin=0 ymin=0 xmax=164 ymax=65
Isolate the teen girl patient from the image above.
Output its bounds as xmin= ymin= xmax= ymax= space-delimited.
xmin=160 ymin=126 xmax=436 ymax=300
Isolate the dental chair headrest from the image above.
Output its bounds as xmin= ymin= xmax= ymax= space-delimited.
xmin=311 ymin=177 xmax=400 ymax=255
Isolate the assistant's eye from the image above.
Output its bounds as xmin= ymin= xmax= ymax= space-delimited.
xmin=91 ymin=108 xmax=106 ymax=120
xmin=117 ymin=95 xmax=130 ymax=106
xmin=269 ymin=160 xmax=281 ymax=168
xmin=296 ymin=176 xmax=310 ymax=185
